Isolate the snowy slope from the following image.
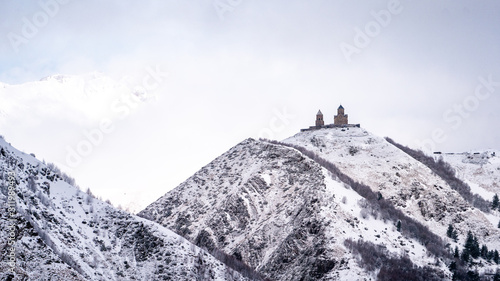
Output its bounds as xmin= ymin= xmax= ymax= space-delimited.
xmin=438 ymin=151 xmax=500 ymax=199
xmin=139 ymin=138 xmax=449 ymax=280
xmin=0 ymin=73 xmax=166 ymax=214
xmin=0 ymin=137 xmax=249 ymax=281
xmin=283 ymin=127 xmax=500 ymax=254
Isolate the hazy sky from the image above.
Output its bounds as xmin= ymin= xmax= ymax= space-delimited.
xmin=1 ymin=0 xmax=499 ymax=212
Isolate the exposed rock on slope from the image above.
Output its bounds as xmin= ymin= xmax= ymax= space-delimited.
xmin=139 ymin=138 xmax=448 ymax=280
xmin=283 ymin=128 xmax=500 ymax=251
xmin=0 ymin=137 xmax=249 ymax=281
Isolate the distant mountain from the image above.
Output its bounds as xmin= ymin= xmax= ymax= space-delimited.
xmin=139 ymin=127 xmax=500 ymax=280
xmin=0 ymin=73 xmax=159 ymax=213
xmin=437 ymin=151 xmax=500 ymax=199
xmin=0 ymin=73 xmax=152 ymax=126
xmin=0 ymin=136 xmax=250 ymax=280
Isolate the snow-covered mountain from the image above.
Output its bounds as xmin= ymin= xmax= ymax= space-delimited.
xmin=141 ymin=138 xmax=374 ymax=280
xmin=0 ymin=73 xmax=164 ymax=214
xmin=2 ymin=118 xmax=499 ymax=279
xmin=139 ymin=127 xmax=500 ymax=280
xmin=0 ymin=136 xmax=251 ymax=281
xmin=283 ymin=128 xmax=499 ymax=249
xmin=437 ymin=151 xmax=500 ymax=200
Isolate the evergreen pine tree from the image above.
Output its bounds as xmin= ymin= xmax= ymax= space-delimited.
xmin=481 ymin=245 xmax=488 ymax=258
xmin=494 ymin=250 xmax=499 ymax=264
xmin=461 ymin=250 xmax=470 ymax=262
xmin=467 ymin=270 xmax=480 ymax=281
xmin=396 ymin=220 xmax=401 ymax=232
xmin=447 ymin=224 xmax=454 ymax=238
xmin=464 ymin=231 xmax=473 ymax=252
xmin=494 ymin=271 xmax=500 ymax=281
xmin=493 ymin=194 xmax=499 ymax=210
xmin=464 ymin=231 xmax=480 ymax=259
xmin=449 ymin=261 xmax=456 ymax=271
xmin=488 ymin=250 xmax=496 ymax=261
xmin=454 ymin=247 xmax=460 ymax=258
xmin=452 ymin=230 xmax=458 ymax=242
xmin=472 ymin=236 xmax=480 ymax=258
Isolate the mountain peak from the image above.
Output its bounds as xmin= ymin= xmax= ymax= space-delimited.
xmin=140 ymin=126 xmax=500 ymax=280
xmin=0 ymin=137 xmax=252 ymax=280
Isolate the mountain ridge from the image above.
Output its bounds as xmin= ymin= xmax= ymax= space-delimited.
xmin=0 ymin=136 xmax=252 ymax=281
xmin=140 ymin=126 xmax=500 ymax=280
xmin=1 ymin=123 xmax=499 ymax=280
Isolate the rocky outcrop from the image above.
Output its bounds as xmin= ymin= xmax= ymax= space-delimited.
xmin=0 ymin=137 xmax=249 ymax=281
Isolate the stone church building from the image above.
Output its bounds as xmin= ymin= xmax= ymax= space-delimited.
xmin=302 ymin=105 xmax=359 ymax=131
xmin=333 ymin=105 xmax=348 ymax=125
xmin=315 ymin=110 xmax=324 ymax=126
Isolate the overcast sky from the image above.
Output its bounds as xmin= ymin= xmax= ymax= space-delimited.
xmin=1 ymin=0 xmax=499 ymax=212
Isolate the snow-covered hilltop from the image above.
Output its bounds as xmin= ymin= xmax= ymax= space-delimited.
xmin=283 ymin=127 xmax=499 ymax=249
xmin=140 ymin=126 xmax=500 ymax=280
xmin=1 ymin=111 xmax=499 ymax=279
xmin=141 ymin=138 xmax=375 ymax=279
xmin=0 ymin=136 xmax=250 ymax=281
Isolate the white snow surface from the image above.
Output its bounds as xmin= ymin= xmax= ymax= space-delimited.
xmin=2 ymin=123 xmax=499 ymax=280
xmin=0 ymin=136 xmax=249 ymax=281
xmin=438 ymin=151 xmax=500 ymax=198
xmin=140 ymin=139 xmax=373 ymax=279
xmin=140 ymin=135 xmax=478 ymax=280
xmin=283 ymin=127 xmax=500 ymax=253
